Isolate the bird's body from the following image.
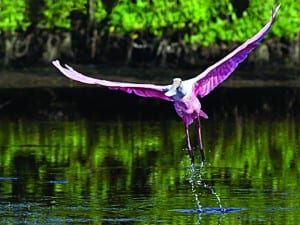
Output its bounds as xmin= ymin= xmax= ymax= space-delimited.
xmin=173 ymin=87 xmax=208 ymax=124
xmin=52 ymin=5 xmax=280 ymax=163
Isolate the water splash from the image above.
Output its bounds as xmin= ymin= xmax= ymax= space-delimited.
xmin=187 ymin=165 xmax=202 ymax=211
xmin=186 ymin=163 xmax=223 ymax=212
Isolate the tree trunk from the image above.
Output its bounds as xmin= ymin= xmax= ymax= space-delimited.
xmin=291 ymin=32 xmax=300 ymax=64
xmin=4 ymin=33 xmax=14 ymax=66
xmin=14 ymin=33 xmax=32 ymax=58
xmin=86 ymin=0 xmax=95 ymax=58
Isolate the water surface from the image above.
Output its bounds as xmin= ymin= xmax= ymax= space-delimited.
xmin=0 ymin=87 xmax=299 ymax=224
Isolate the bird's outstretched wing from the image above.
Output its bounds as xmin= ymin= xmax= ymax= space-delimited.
xmin=52 ymin=60 xmax=173 ymax=101
xmin=188 ymin=5 xmax=280 ymax=98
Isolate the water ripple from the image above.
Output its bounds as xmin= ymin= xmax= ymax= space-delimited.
xmin=171 ymin=207 xmax=246 ymax=214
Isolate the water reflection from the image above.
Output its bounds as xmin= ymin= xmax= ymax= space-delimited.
xmin=0 ymin=104 xmax=300 ymax=224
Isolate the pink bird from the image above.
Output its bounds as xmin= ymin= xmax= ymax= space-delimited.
xmin=52 ymin=6 xmax=280 ymax=163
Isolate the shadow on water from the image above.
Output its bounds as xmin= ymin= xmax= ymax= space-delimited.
xmin=0 ymin=87 xmax=300 ymax=224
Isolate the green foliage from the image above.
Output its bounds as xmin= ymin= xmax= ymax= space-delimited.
xmin=0 ymin=0 xmax=299 ymax=44
xmin=93 ymin=0 xmax=107 ymax=22
xmin=109 ymin=0 xmax=300 ymax=45
xmin=40 ymin=0 xmax=86 ymax=29
xmin=270 ymin=0 xmax=300 ymax=39
xmin=109 ymin=0 xmax=146 ymax=33
xmin=219 ymin=0 xmax=300 ymax=41
xmin=179 ymin=0 xmax=236 ymax=45
xmin=0 ymin=0 xmax=30 ymax=32
xmin=109 ymin=0 xmax=236 ymax=45
xmin=39 ymin=0 xmax=107 ymax=29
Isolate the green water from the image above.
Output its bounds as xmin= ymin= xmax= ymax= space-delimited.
xmin=0 ymin=112 xmax=299 ymax=224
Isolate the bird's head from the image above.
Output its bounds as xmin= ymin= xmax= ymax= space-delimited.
xmin=165 ymin=78 xmax=182 ymax=97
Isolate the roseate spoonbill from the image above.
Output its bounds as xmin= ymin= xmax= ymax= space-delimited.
xmin=52 ymin=6 xmax=280 ymax=163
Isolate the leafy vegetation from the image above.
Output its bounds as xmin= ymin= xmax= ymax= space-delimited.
xmin=0 ymin=0 xmax=299 ymax=66
xmin=0 ymin=0 xmax=30 ymax=32
xmin=0 ymin=0 xmax=299 ymax=43
xmin=109 ymin=0 xmax=237 ymax=45
xmin=40 ymin=0 xmax=86 ymax=29
xmin=39 ymin=0 xmax=107 ymax=29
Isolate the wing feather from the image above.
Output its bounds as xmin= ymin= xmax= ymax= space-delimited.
xmin=52 ymin=60 xmax=172 ymax=101
xmin=189 ymin=5 xmax=280 ymax=98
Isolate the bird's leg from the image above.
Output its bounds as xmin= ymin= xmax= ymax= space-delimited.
xmin=197 ymin=116 xmax=205 ymax=162
xmin=185 ymin=125 xmax=194 ymax=164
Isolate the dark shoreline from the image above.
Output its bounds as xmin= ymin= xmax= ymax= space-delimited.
xmin=1 ymin=64 xmax=300 ymax=89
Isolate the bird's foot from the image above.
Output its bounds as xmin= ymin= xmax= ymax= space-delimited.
xmin=199 ymin=149 xmax=205 ymax=162
xmin=189 ymin=155 xmax=195 ymax=165
xmin=187 ymin=150 xmax=195 ymax=165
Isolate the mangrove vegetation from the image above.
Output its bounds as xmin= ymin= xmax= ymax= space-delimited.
xmin=0 ymin=0 xmax=299 ymax=67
